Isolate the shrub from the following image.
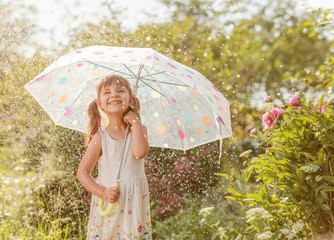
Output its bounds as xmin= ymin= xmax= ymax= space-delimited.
xmin=219 ymin=93 xmax=334 ymax=239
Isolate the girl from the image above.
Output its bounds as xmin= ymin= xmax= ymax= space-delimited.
xmin=76 ymin=73 xmax=152 ymax=239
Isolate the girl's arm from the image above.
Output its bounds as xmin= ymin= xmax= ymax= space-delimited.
xmin=123 ymin=110 xmax=150 ymax=159
xmin=76 ymin=132 xmax=105 ymax=198
xmin=131 ymin=121 xmax=150 ymax=159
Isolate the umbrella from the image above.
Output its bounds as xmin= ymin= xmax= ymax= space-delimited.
xmin=24 ymin=45 xmax=232 ymax=215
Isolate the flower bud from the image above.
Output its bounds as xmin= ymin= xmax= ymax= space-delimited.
xmin=250 ymin=128 xmax=257 ymax=135
xmin=288 ymin=95 xmax=300 ymax=106
xmin=263 ymin=96 xmax=272 ymax=103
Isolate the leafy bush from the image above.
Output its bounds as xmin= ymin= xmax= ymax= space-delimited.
xmin=219 ymin=93 xmax=334 ymax=239
xmin=152 ymin=182 xmax=247 ymax=240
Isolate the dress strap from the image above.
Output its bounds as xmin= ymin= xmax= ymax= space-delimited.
xmin=97 ymin=127 xmax=104 ymax=135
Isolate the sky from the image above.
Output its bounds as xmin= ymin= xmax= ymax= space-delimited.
xmin=21 ymin=0 xmax=334 ymax=49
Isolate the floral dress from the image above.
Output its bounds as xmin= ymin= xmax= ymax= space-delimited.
xmin=86 ymin=127 xmax=152 ymax=240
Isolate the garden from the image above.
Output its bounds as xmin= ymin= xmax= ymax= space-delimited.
xmin=0 ymin=0 xmax=333 ymax=239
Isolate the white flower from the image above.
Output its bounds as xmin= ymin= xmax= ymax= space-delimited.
xmin=217 ymin=226 xmax=225 ymax=236
xmin=280 ymin=229 xmax=291 ymax=235
xmin=305 ymin=175 xmax=311 ymax=181
xmin=199 ymin=206 xmax=214 ymax=215
xmin=287 ymin=232 xmax=297 ymax=240
xmin=315 ymin=176 xmax=322 ymax=182
xmin=257 ymin=231 xmax=273 ymax=240
xmin=292 ymin=221 xmax=304 ymax=233
xmin=300 ymin=164 xmax=320 ymax=173
xmin=246 ymin=208 xmax=273 ymax=221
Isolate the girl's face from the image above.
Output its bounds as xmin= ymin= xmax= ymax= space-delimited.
xmin=98 ymin=82 xmax=132 ymax=114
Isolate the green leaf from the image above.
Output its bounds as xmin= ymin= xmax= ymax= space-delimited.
xmin=244 ymin=167 xmax=254 ymax=183
xmin=321 ymin=204 xmax=331 ymax=212
xmin=224 ymin=196 xmax=237 ymax=201
xmin=257 ymin=131 xmax=267 ymax=142
xmin=320 ymin=190 xmax=328 ymax=199
xmin=323 ymin=186 xmax=334 ymax=192
xmin=318 ymin=94 xmax=325 ymax=108
xmin=215 ymin=173 xmax=228 ymax=179
xmin=227 ymin=188 xmax=244 ymax=198
xmin=240 ymin=150 xmax=252 ymax=158
xmin=323 ymin=176 xmax=334 ymax=185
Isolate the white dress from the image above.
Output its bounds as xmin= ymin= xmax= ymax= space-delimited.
xmin=86 ymin=127 xmax=152 ymax=240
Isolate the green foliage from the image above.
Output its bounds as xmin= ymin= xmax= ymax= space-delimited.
xmin=220 ymin=93 xmax=334 ymax=239
xmin=0 ymin=213 xmax=74 ymax=239
xmin=153 ymin=182 xmax=247 ymax=240
xmin=33 ymin=127 xmax=90 ymax=237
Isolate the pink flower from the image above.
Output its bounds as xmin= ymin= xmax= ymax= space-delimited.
xmin=262 ymin=107 xmax=284 ymax=129
xmin=83 ymin=194 xmax=91 ymax=201
xmin=250 ymin=128 xmax=257 ymax=135
xmin=321 ymin=106 xmax=327 ymax=114
xmin=262 ymin=112 xmax=274 ymax=129
xmin=315 ymin=98 xmax=328 ymax=113
xmin=288 ymin=95 xmax=300 ymax=106
xmin=263 ymin=96 xmax=272 ymax=103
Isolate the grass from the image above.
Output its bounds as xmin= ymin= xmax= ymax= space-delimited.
xmin=0 ymin=216 xmax=72 ymax=239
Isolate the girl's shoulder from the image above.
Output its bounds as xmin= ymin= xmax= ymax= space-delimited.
xmin=89 ymin=130 xmax=103 ymax=146
xmin=86 ymin=130 xmax=103 ymax=157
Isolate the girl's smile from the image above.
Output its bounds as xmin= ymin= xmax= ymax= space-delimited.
xmin=108 ymin=100 xmax=122 ymax=106
xmin=99 ymin=83 xmax=131 ymax=113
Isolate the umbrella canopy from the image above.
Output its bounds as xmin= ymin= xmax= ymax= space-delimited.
xmin=25 ymin=46 xmax=231 ymax=152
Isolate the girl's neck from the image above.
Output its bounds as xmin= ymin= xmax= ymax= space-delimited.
xmin=106 ymin=115 xmax=126 ymax=131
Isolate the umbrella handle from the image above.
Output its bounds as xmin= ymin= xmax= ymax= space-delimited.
xmin=98 ymin=182 xmax=119 ymax=216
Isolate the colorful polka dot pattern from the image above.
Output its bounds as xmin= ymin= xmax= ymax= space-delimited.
xmin=24 ymin=46 xmax=231 ymax=150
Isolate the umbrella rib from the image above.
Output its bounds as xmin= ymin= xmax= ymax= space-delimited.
xmin=139 ymin=68 xmax=186 ymax=86
xmin=122 ymin=64 xmax=139 ymax=78
xmin=86 ymin=62 xmax=167 ymax=97
xmin=137 ymin=68 xmax=169 ymax=97
xmin=139 ymin=77 xmax=189 ymax=87
xmin=138 ymin=79 xmax=167 ymax=98
xmin=140 ymin=70 xmax=166 ymax=78
xmin=86 ymin=61 xmax=135 ymax=79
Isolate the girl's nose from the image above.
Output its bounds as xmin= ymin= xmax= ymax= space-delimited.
xmin=110 ymin=91 xmax=119 ymax=98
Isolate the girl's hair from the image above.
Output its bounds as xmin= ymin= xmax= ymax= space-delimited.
xmin=85 ymin=73 xmax=141 ymax=147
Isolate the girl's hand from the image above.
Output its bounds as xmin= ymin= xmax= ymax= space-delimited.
xmin=123 ymin=110 xmax=140 ymax=126
xmin=101 ymin=187 xmax=120 ymax=203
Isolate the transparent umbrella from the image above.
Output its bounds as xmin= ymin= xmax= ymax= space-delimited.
xmin=24 ymin=45 xmax=232 ymax=215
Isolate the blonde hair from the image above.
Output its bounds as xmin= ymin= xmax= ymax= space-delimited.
xmin=85 ymin=73 xmax=141 ymax=146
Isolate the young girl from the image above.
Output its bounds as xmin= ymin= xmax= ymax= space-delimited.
xmin=76 ymin=73 xmax=152 ymax=239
